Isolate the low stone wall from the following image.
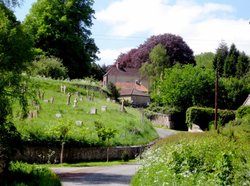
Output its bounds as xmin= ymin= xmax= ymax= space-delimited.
xmin=151 ymin=114 xmax=174 ymax=129
xmin=15 ymin=143 xmax=152 ymax=163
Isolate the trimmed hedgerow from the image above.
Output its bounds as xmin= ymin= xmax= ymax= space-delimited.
xmin=236 ymin=105 xmax=250 ymax=119
xmin=186 ymin=106 xmax=235 ymax=130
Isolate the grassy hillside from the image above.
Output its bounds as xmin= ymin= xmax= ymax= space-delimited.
xmin=13 ymin=77 xmax=158 ymax=146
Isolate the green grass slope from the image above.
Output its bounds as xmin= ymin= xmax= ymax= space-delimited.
xmin=14 ymin=78 xmax=158 ymax=146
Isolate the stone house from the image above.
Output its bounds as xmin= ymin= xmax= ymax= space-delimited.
xmin=103 ymin=64 xmax=150 ymax=107
xmin=243 ymin=94 xmax=250 ymax=106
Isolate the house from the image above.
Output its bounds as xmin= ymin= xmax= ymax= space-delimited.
xmin=243 ymin=94 xmax=250 ymax=106
xmin=103 ymin=64 xmax=150 ymax=107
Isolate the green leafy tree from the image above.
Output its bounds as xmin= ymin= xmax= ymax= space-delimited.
xmin=0 ymin=0 xmax=22 ymax=7
xmin=107 ymin=82 xmax=120 ymax=101
xmin=223 ymin=44 xmax=239 ymax=77
xmin=152 ymin=64 xmax=215 ymax=113
xmin=195 ymin=52 xmax=215 ymax=69
xmin=213 ymin=41 xmax=228 ymax=76
xmin=0 ymin=3 xmax=32 ymax=178
xmin=23 ymin=0 xmax=98 ymax=79
xmin=140 ymin=44 xmax=170 ymax=88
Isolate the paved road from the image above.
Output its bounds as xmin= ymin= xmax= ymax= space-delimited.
xmin=155 ymin=128 xmax=177 ymax=138
xmin=52 ymin=164 xmax=140 ymax=186
xmin=51 ymin=128 xmax=175 ymax=186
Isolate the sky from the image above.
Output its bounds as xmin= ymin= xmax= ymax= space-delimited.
xmin=14 ymin=0 xmax=250 ymax=66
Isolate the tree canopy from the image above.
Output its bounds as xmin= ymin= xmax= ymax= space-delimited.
xmin=0 ymin=3 xmax=32 ymax=177
xmin=23 ymin=0 xmax=98 ymax=79
xmin=115 ymin=33 xmax=195 ymax=68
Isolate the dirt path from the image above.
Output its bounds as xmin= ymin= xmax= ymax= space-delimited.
xmin=51 ymin=164 xmax=140 ymax=186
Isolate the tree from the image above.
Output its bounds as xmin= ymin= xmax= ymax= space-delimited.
xmin=0 ymin=0 xmax=22 ymax=7
xmin=115 ymin=33 xmax=194 ymax=68
xmin=107 ymin=82 xmax=120 ymax=101
xmin=223 ymin=44 xmax=239 ymax=77
xmin=140 ymin=44 xmax=170 ymax=90
xmin=236 ymin=52 xmax=249 ymax=78
xmin=195 ymin=52 xmax=215 ymax=69
xmin=213 ymin=41 xmax=228 ymax=76
xmin=0 ymin=3 xmax=32 ymax=178
xmin=23 ymin=0 xmax=98 ymax=79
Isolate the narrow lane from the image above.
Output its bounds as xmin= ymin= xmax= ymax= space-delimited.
xmin=52 ymin=164 xmax=140 ymax=186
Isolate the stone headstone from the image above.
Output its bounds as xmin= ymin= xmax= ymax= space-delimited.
xmin=32 ymin=100 xmax=37 ymax=106
xmin=50 ymin=97 xmax=54 ymax=104
xmin=75 ymin=92 xmax=80 ymax=97
xmin=101 ymin=106 xmax=107 ymax=112
xmin=90 ymin=108 xmax=97 ymax=114
xmin=32 ymin=110 xmax=38 ymax=118
xmin=106 ymin=98 xmax=111 ymax=102
xmin=43 ymin=99 xmax=49 ymax=103
xmin=120 ymin=98 xmax=125 ymax=112
xmin=66 ymin=93 xmax=72 ymax=105
xmin=73 ymin=98 xmax=78 ymax=108
xmin=79 ymin=96 xmax=83 ymax=101
xmin=41 ymin=92 xmax=45 ymax=100
xmin=55 ymin=113 xmax=62 ymax=118
xmin=35 ymin=104 xmax=41 ymax=110
xmin=75 ymin=120 xmax=83 ymax=127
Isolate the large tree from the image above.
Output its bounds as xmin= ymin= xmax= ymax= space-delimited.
xmin=223 ymin=44 xmax=239 ymax=77
xmin=23 ymin=0 xmax=98 ymax=79
xmin=213 ymin=41 xmax=228 ymax=77
xmin=0 ymin=2 xmax=32 ymax=178
xmin=115 ymin=33 xmax=195 ymax=68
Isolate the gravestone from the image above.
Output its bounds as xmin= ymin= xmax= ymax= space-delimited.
xmin=73 ymin=98 xmax=78 ymax=108
xmin=55 ymin=113 xmax=62 ymax=118
xmin=75 ymin=120 xmax=83 ymax=127
xmin=66 ymin=93 xmax=72 ymax=105
xmin=35 ymin=104 xmax=41 ymax=110
xmin=43 ymin=99 xmax=49 ymax=103
xmin=106 ymin=98 xmax=111 ymax=102
xmin=120 ymin=98 xmax=125 ymax=112
xmin=75 ymin=92 xmax=80 ymax=97
xmin=32 ymin=100 xmax=37 ymax=106
xmin=41 ymin=92 xmax=45 ymax=100
xmin=91 ymin=92 xmax=95 ymax=101
xmin=32 ymin=110 xmax=38 ymax=118
xmin=79 ymin=96 xmax=83 ymax=101
xmin=101 ymin=106 xmax=107 ymax=112
xmin=90 ymin=108 xmax=97 ymax=114
xmin=50 ymin=97 xmax=54 ymax=104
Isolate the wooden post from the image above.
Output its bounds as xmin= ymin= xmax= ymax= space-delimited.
xmin=214 ymin=69 xmax=218 ymax=132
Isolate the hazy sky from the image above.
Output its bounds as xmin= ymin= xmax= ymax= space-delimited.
xmin=14 ymin=0 xmax=250 ymax=65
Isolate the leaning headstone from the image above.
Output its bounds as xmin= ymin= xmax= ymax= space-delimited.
xmin=90 ymin=108 xmax=97 ymax=114
xmin=75 ymin=120 xmax=83 ymax=127
xmin=73 ymin=98 xmax=78 ymax=108
xmin=55 ymin=113 xmax=62 ymax=118
xmin=101 ymin=106 xmax=107 ymax=112
xmin=66 ymin=93 xmax=72 ymax=105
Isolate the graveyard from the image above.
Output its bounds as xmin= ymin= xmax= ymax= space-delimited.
xmin=13 ymin=77 xmax=158 ymax=147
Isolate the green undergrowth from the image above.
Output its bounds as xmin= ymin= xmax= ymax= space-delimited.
xmin=3 ymin=161 xmax=61 ymax=186
xmin=132 ymin=119 xmax=250 ymax=186
xmin=13 ymin=77 xmax=158 ymax=146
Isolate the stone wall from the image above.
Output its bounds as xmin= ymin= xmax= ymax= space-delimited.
xmin=15 ymin=144 xmax=153 ymax=164
xmin=151 ymin=114 xmax=174 ymax=129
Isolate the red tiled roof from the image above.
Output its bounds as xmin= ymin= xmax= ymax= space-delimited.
xmin=104 ymin=65 xmax=140 ymax=77
xmin=115 ymin=82 xmax=149 ymax=96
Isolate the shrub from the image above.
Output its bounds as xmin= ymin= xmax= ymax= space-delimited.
xmin=236 ymin=105 xmax=250 ymax=119
xmin=132 ymin=132 xmax=250 ymax=186
xmin=3 ymin=161 xmax=61 ymax=186
xmin=121 ymin=150 xmax=129 ymax=162
xmin=186 ymin=106 xmax=235 ymax=130
xmin=28 ymin=56 xmax=68 ymax=79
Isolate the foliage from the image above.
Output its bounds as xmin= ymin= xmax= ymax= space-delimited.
xmin=152 ymin=64 xmax=215 ymax=112
xmin=186 ymin=106 xmax=235 ymax=130
xmin=132 ymin=132 xmax=250 ymax=186
xmin=28 ymin=56 xmax=68 ymax=79
xmin=90 ymin=63 xmax=106 ymax=81
xmin=219 ymin=77 xmax=249 ymax=110
xmin=0 ymin=3 xmax=32 ymax=177
xmin=236 ymin=106 xmax=250 ymax=119
xmin=107 ymin=82 xmax=120 ymax=101
xmin=195 ymin=52 xmax=215 ymax=69
xmin=140 ymin=44 xmax=170 ymax=89
xmin=213 ymin=42 xmax=249 ymax=78
xmin=23 ymin=0 xmax=98 ymax=79
xmin=0 ymin=0 xmax=22 ymax=7
xmin=115 ymin=33 xmax=194 ymax=68
xmin=3 ymin=161 xmax=61 ymax=186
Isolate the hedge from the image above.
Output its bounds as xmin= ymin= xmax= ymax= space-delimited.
xmin=186 ymin=106 xmax=235 ymax=130
xmin=236 ymin=106 xmax=250 ymax=119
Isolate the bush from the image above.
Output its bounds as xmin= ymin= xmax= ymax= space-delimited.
xmin=186 ymin=106 xmax=235 ymax=130
xmin=28 ymin=56 xmax=68 ymax=79
xmin=3 ymin=161 xmax=61 ymax=186
xmin=236 ymin=105 xmax=250 ymax=119
xmin=132 ymin=132 xmax=250 ymax=186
